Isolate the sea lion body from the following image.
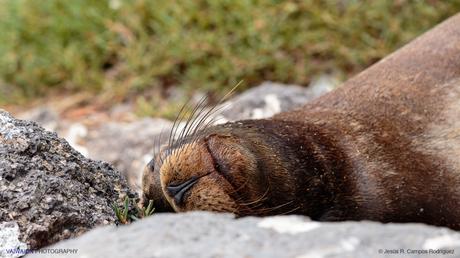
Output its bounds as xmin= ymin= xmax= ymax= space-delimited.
xmin=142 ymin=14 xmax=460 ymax=229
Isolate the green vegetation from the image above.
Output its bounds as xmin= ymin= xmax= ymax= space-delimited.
xmin=0 ymin=0 xmax=459 ymax=107
xmin=112 ymin=196 xmax=155 ymax=225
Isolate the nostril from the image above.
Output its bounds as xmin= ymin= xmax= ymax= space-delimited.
xmin=166 ymin=176 xmax=199 ymax=205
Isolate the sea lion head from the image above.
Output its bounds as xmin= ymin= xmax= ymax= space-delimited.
xmin=141 ymin=121 xmax=298 ymax=215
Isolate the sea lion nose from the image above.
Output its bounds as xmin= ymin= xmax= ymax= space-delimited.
xmin=166 ymin=176 xmax=199 ymax=205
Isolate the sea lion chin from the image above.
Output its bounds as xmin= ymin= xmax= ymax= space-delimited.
xmin=142 ymin=14 xmax=460 ymax=230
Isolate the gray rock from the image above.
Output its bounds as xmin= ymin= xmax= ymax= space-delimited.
xmin=83 ymin=118 xmax=173 ymax=191
xmin=16 ymin=107 xmax=59 ymax=132
xmin=14 ymin=107 xmax=174 ymax=193
xmin=0 ymin=222 xmax=27 ymax=258
xmin=0 ymin=110 xmax=135 ymax=249
xmin=26 ymin=212 xmax=460 ymax=258
xmin=220 ymin=79 xmax=337 ymax=121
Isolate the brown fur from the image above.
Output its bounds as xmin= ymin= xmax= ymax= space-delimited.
xmin=142 ymin=14 xmax=460 ymax=230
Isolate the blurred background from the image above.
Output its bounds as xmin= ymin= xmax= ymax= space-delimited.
xmin=1 ymin=0 xmax=459 ymax=190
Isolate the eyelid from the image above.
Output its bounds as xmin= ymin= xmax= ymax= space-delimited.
xmin=204 ymin=137 xmax=227 ymax=176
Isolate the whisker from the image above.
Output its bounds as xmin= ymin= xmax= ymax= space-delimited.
xmin=155 ymin=124 xmax=168 ymax=167
xmin=152 ymin=134 xmax=159 ymax=165
xmin=193 ymin=102 xmax=232 ymax=137
xmin=248 ymin=200 xmax=297 ymax=216
xmin=225 ymin=173 xmax=253 ymax=198
xmin=188 ymin=82 xmax=242 ymax=144
xmin=170 ymin=97 xmax=208 ymax=163
xmin=168 ymin=97 xmax=192 ymax=154
xmin=278 ymin=205 xmax=301 ymax=215
xmin=171 ymin=81 xmax=243 ymax=163
xmin=197 ymin=81 xmax=241 ymax=128
xmin=176 ymin=93 xmax=209 ymax=147
xmin=238 ymin=187 xmax=271 ymax=207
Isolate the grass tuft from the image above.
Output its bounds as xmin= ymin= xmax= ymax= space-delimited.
xmin=112 ymin=196 xmax=155 ymax=225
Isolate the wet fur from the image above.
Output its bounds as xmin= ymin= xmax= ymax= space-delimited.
xmin=142 ymin=14 xmax=460 ymax=230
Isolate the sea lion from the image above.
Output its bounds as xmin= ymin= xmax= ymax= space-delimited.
xmin=141 ymin=14 xmax=460 ymax=230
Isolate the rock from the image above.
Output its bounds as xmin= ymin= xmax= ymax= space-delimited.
xmin=64 ymin=123 xmax=89 ymax=157
xmin=16 ymin=107 xmax=59 ymax=132
xmin=14 ymin=107 xmax=174 ymax=193
xmin=0 ymin=110 xmax=136 ymax=249
xmin=0 ymin=222 xmax=27 ymax=258
xmin=220 ymin=78 xmax=337 ymax=121
xmin=83 ymin=118 xmax=173 ymax=191
xmin=26 ymin=212 xmax=460 ymax=258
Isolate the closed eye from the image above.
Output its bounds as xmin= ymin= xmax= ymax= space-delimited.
xmin=204 ymin=138 xmax=230 ymax=177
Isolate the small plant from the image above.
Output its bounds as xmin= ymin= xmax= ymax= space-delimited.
xmin=112 ymin=196 xmax=130 ymax=225
xmin=112 ymin=196 xmax=155 ymax=225
xmin=132 ymin=199 xmax=155 ymax=221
